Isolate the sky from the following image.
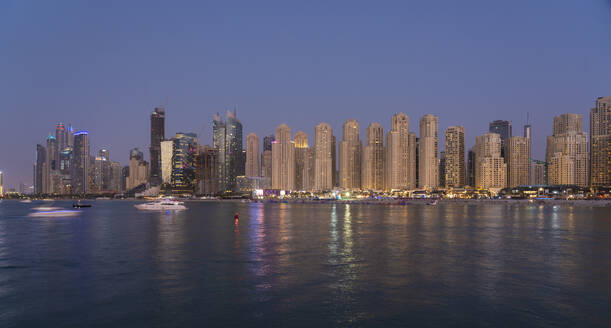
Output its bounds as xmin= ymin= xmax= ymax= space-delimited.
xmin=1 ymin=0 xmax=610 ymax=189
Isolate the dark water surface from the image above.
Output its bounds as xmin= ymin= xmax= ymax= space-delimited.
xmin=0 ymin=200 xmax=610 ymax=327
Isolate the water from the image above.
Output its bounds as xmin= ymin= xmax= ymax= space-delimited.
xmin=0 ymin=200 xmax=610 ymax=327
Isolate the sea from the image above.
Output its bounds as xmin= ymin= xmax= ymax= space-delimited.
xmin=0 ymin=200 xmax=610 ymax=327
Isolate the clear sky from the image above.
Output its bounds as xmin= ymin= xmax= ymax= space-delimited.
xmin=1 ymin=0 xmax=610 ymax=189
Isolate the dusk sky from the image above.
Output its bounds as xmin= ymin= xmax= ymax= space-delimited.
xmin=1 ymin=0 xmax=610 ymax=189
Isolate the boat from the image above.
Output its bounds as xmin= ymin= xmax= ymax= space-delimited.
xmin=427 ymin=199 xmax=439 ymax=206
xmin=29 ymin=207 xmax=81 ymax=217
xmin=20 ymin=199 xmax=32 ymax=203
xmin=134 ymin=199 xmax=187 ymax=211
xmin=73 ymin=201 xmax=92 ymax=208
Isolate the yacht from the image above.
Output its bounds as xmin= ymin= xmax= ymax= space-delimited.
xmin=29 ymin=207 xmax=81 ymax=217
xmin=134 ymin=199 xmax=187 ymax=211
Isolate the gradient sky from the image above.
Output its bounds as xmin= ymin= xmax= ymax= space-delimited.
xmin=1 ymin=0 xmax=610 ymax=189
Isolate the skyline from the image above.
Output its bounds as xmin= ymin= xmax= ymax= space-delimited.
xmin=2 ymin=0 xmax=611 ymax=188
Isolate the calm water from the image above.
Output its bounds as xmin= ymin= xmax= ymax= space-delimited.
xmin=0 ymin=200 xmax=610 ymax=327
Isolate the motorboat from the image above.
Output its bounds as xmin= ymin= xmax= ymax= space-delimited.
xmin=134 ymin=199 xmax=187 ymax=211
xmin=29 ymin=207 xmax=81 ymax=217
xmin=20 ymin=199 xmax=32 ymax=203
xmin=73 ymin=200 xmax=92 ymax=208
xmin=426 ymin=199 xmax=439 ymax=206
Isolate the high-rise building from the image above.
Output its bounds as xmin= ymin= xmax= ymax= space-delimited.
xmin=332 ymin=135 xmax=338 ymax=187
xmin=34 ymin=144 xmax=46 ymax=194
xmin=590 ymin=97 xmax=611 ymax=187
xmin=245 ymin=133 xmax=260 ymax=177
xmin=523 ymin=121 xmax=532 ymax=184
xmin=546 ymin=114 xmax=588 ymax=186
xmin=72 ymin=131 xmax=90 ymax=194
xmin=532 ymin=160 xmax=547 ymax=185
xmin=385 ymin=113 xmax=413 ymax=190
xmin=263 ymin=135 xmax=275 ymax=152
xmin=339 ymin=119 xmax=362 ymax=189
xmin=506 ymin=136 xmax=531 ymax=188
xmin=198 ymin=145 xmax=218 ymax=195
xmin=362 ymin=122 xmax=385 ymax=191
xmin=444 ymin=126 xmax=465 ymax=188
xmin=45 ymin=135 xmax=59 ymax=194
xmin=467 ymin=148 xmax=475 ymax=187
xmin=418 ymin=114 xmax=439 ymax=189
xmin=475 ymin=133 xmax=506 ymax=191
xmin=272 ymin=124 xmax=294 ymax=190
xmin=110 ymin=161 xmax=123 ymax=192
xmin=171 ymin=133 xmax=198 ymax=193
xmin=160 ymin=140 xmax=173 ymax=185
xmin=58 ymin=147 xmax=72 ymax=194
xmin=55 ymin=123 xmax=68 ymax=152
xmin=150 ymin=107 xmax=165 ymax=186
xmin=0 ymin=171 xmax=3 ymax=196
xmin=294 ymin=131 xmax=314 ymax=191
xmin=212 ymin=110 xmax=243 ymax=193
xmin=439 ymin=151 xmax=446 ymax=188
xmin=489 ymin=120 xmax=512 ymax=159
xmin=315 ymin=122 xmax=334 ymax=191
xmin=126 ymin=148 xmax=148 ymax=190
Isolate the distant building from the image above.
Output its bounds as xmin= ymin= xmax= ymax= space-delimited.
xmin=385 ymin=113 xmax=413 ymax=190
xmin=272 ymin=124 xmax=294 ymax=190
xmin=444 ymin=126 xmax=465 ymax=188
xmin=110 ymin=161 xmax=123 ymax=192
xmin=314 ymin=122 xmax=334 ymax=191
xmin=213 ymin=109 xmax=243 ymax=193
xmin=489 ymin=120 xmax=512 ymax=159
xmin=546 ymin=114 xmax=588 ymax=186
xmin=160 ymin=140 xmax=173 ymax=185
xmin=150 ymin=107 xmax=165 ymax=186
xmin=419 ymin=114 xmax=439 ymax=189
xmin=245 ymin=133 xmax=260 ymax=177
xmin=362 ymin=122 xmax=385 ymax=191
xmin=72 ymin=131 xmax=90 ymax=194
xmin=45 ymin=135 xmax=59 ymax=194
xmin=532 ymin=160 xmax=548 ymax=185
xmin=339 ymin=119 xmax=362 ymax=189
xmin=0 ymin=171 xmax=3 ymax=196
xmin=126 ymin=148 xmax=148 ymax=190
xmin=466 ymin=148 xmax=475 ymax=187
xmin=34 ymin=144 xmax=46 ymax=194
xmin=171 ymin=133 xmax=198 ymax=193
xmin=475 ymin=133 xmax=506 ymax=191
xmin=294 ymin=131 xmax=314 ymax=191
xmin=198 ymin=145 xmax=218 ymax=195
xmin=590 ymin=97 xmax=610 ymax=187
xmin=506 ymin=136 xmax=531 ymax=188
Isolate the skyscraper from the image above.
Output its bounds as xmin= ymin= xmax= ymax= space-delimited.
xmin=546 ymin=114 xmax=588 ymax=186
xmin=444 ymin=126 xmax=465 ymax=188
xmin=34 ymin=144 xmax=46 ymax=194
xmin=212 ymin=110 xmax=243 ymax=193
xmin=55 ymin=123 xmax=68 ymax=152
xmin=58 ymin=147 xmax=72 ymax=194
xmin=385 ymin=113 xmax=412 ymax=190
xmin=439 ymin=151 xmax=446 ymax=188
xmin=261 ymin=135 xmax=274 ymax=181
xmin=467 ymin=148 xmax=475 ymax=187
xmin=506 ymin=136 xmax=531 ymax=188
xmin=339 ymin=119 xmax=362 ymax=189
xmin=45 ymin=135 xmax=59 ymax=194
xmin=72 ymin=131 xmax=90 ymax=194
xmin=110 ymin=161 xmax=123 ymax=192
xmin=418 ymin=114 xmax=439 ymax=190
xmin=171 ymin=133 xmax=198 ymax=193
xmin=198 ymin=145 xmax=219 ymax=195
xmin=475 ymin=133 xmax=506 ymax=191
xmin=294 ymin=131 xmax=313 ymax=191
xmin=272 ymin=124 xmax=294 ymax=190
xmin=160 ymin=140 xmax=173 ymax=185
xmin=590 ymin=97 xmax=610 ymax=187
xmin=150 ymin=107 xmax=165 ymax=186
xmin=0 ymin=171 xmax=3 ymax=196
xmin=362 ymin=122 xmax=385 ymax=191
xmin=315 ymin=122 xmax=334 ymax=191
xmin=532 ymin=160 xmax=547 ymax=185
xmin=126 ymin=148 xmax=148 ymax=190
xmin=489 ymin=120 xmax=512 ymax=159
xmin=245 ymin=133 xmax=260 ymax=177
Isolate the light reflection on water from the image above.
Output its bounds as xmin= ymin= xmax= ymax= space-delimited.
xmin=0 ymin=200 xmax=609 ymax=327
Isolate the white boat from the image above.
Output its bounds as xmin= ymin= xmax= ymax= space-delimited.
xmin=29 ymin=207 xmax=81 ymax=217
xmin=20 ymin=199 xmax=32 ymax=203
xmin=134 ymin=199 xmax=187 ymax=211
